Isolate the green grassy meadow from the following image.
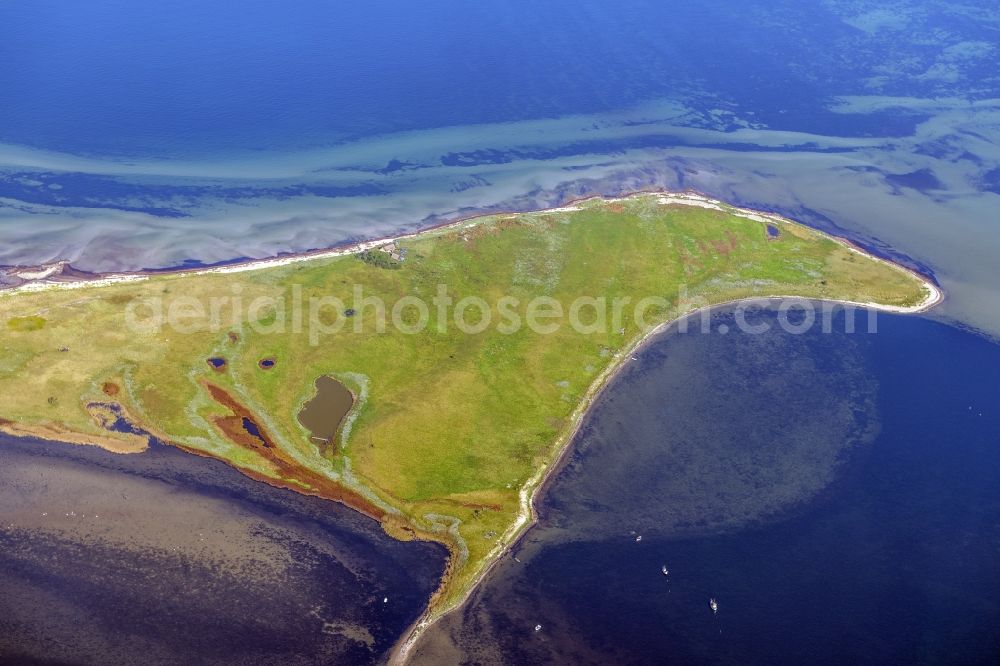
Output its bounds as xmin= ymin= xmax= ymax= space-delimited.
xmin=0 ymin=194 xmax=931 ymax=611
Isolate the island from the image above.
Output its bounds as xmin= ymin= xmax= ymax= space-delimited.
xmin=0 ymin=192 xmax=939 ymax=660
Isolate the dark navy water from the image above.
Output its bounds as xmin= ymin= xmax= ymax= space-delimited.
xmin=414 ymin=308 xmax=1000 ymax=664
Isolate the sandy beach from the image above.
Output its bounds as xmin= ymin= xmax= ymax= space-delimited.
xmin=0 ymin=189 xmax=941 ymax=304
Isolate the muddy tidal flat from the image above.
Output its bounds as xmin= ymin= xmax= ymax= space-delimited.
xmin=0 ymin=436 xmax=446 ymax=665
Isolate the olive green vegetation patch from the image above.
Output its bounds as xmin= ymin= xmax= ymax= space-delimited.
xmin=7 ymin=315 xmax=46 ymax=331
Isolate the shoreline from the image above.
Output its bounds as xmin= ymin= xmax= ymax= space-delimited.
xmin=0 ymin=188 xmax=939 ymax=297
xmin=386 ymin=198 xmax=942 ymax=663
xmin=388 ymin=288 xmax=942 ymax=665
xmin=0 ymin=189 xmax=944 ymax=664
xmin=1 ymin=195 xmax=593 ymax=293
xmin=0 ymin=420 xmax=149 ymax=455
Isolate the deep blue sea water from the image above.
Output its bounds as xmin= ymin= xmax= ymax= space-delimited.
xmin=6 ymin=0 xmax=985 ymax=158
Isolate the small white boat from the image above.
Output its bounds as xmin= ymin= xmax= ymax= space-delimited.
xmin=709 ymin=598 xmax=718 ymax=615
xmin=661 ymin=565 xmax=669 ymax=576
xmin=534 ymin=624 xmax=542 ymax=632
xmin=635 ymin=535 xmax=643 ymax=543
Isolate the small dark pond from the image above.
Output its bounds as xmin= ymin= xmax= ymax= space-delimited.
xmin=298 ymin=376 xmax=354 ymax=444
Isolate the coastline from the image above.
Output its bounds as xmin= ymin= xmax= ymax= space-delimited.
xmin=386 ymin=199 xmax=942 ymax=663
xmin=0 ymin=420 xmax=148 ymax=455
xmin=388 ymin=283 xmax=941 ymax=665
xmin=0 ymin=188 xmax=937 ymax=298
xmin=0 ymin=189 xmax=944 ymax=665
xmin=1 ymin=195 xmax=583 ymax=294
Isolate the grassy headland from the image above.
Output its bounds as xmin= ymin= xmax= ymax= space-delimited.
xmin=0 ymin=193 xmax=936 ymax=647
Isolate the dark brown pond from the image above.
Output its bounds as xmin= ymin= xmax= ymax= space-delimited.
xmin=297 ymin=376 xmax=354 ymax=444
